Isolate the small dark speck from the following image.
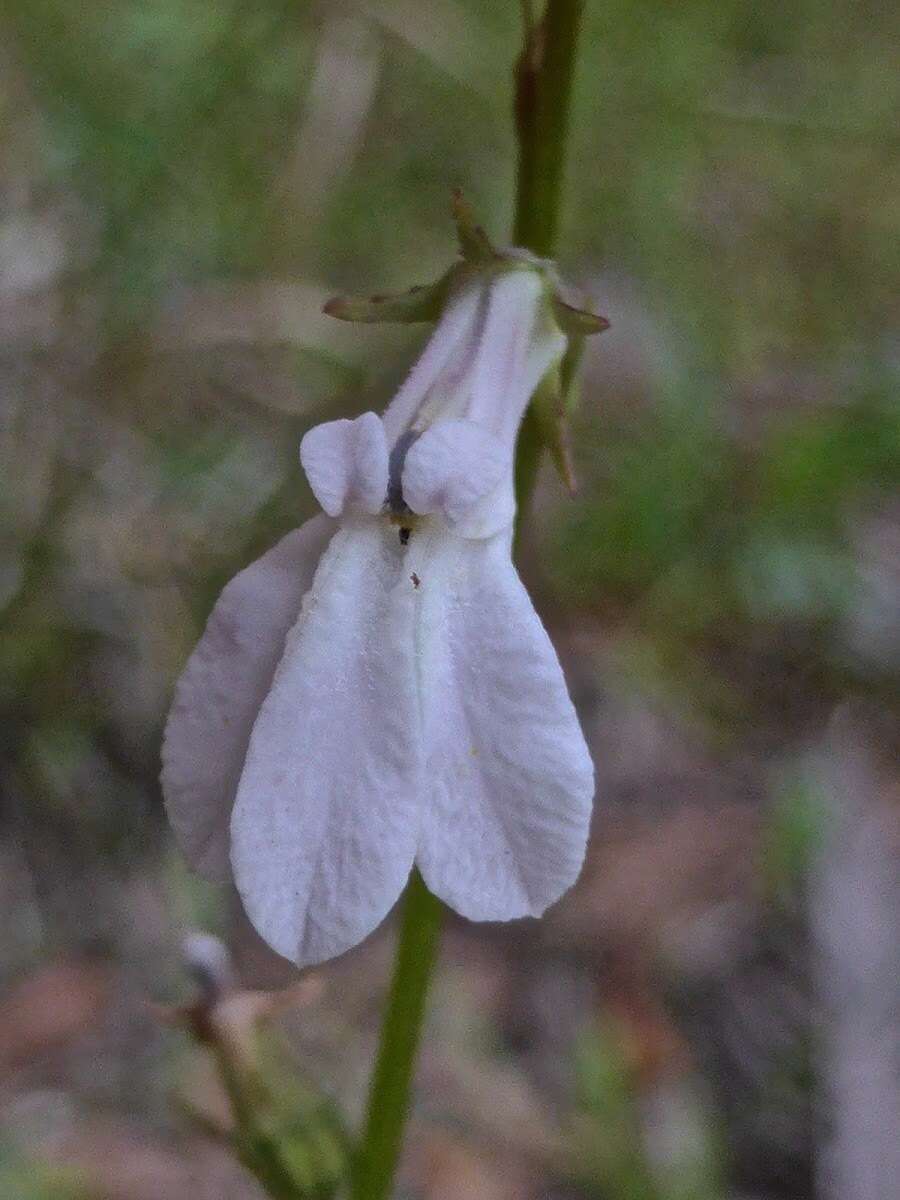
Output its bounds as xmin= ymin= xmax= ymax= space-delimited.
xmin=399 ymin=527 xmax=411 ymax=545
xmin=411 ymin=573 xmax=420 ymax=588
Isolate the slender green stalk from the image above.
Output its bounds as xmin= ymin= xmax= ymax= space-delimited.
xmin=351 ymin=870 xmax=443 ymax=1200
xmin=514 ymin=0 xmax=585 ymax=257
xmin=351 ymin=5 xmax=586 ymax=1197
xmin=515 ymin=0 xmax=585 ymax=525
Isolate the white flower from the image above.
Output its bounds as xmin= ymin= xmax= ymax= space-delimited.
xmin=162 ymin=264 xmax=595 ymax=967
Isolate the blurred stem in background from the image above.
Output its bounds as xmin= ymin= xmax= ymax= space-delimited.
xmin=349 ymin=3 xmax=587 ymax=1198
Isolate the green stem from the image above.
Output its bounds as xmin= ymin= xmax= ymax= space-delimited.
xmin=351 ymin=870 xmax=443 ymax=1200
xmin=352 ymin=6 xmax=585 ymax=1197
xmin=514 ymin=0 xmax=586 ymax=528
xmin=514 ymin=0 xmax=584 ymax=257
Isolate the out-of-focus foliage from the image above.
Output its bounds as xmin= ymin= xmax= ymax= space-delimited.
xmin=0 ymin=1145 xmax=89 ymax=1200
xmin=571 ymin=1023 xmax=723 ymax=1200
xmin=1 ymin=1 xmax=897 ymax=1197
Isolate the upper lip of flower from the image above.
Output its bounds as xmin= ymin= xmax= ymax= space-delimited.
xmin=300 ymin=267 xmax=566 ymax=538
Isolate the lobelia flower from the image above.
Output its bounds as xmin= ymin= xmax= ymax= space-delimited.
xmin=162 ymin=247 xmax=602 ymax=968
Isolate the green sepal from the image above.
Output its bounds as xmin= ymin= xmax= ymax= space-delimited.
xmin=323 ymin=269 xmax=455 ymax=324
xmin=451 ymin=189 xmax=498 ymax=264
xmin=532 ymin=368 xmax=577 ymax=494
xmin=559 ymin=334 xmax=587 ymax=417
xmin=537 ymin=292 xmax=606 ymax=495
xmin=551 ymin=292 xmax=610 ymax=338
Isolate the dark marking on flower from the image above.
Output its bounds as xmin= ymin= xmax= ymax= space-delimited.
xmin=387 ymin=430 xmax=421 ymax=515
xmin=410 ymin=572 xmax=420 ymax=588
xmin=399 ymin=527 xmax=411 ymax=546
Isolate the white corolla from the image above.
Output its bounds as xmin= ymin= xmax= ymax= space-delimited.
xmin=162 ymin=262 xmax=595 ymax=967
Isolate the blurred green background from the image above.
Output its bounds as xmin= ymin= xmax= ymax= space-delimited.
xmin=1 ymin=2 xmax=898 ymax=1198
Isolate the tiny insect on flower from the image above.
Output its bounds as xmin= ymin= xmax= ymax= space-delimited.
xmin=161 ymin=255 xmax=600 ymax=968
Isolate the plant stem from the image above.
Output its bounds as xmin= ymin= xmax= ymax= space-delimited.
xmin=351 ymin=870 xmax=443 ymax=1200
xmin=352 ymin=6 xmax=585 ymax=1197
xmin=514 ymin=0 xmax=586 ymax=525
xmin=514 ymin=0 xmax=584 ymax=257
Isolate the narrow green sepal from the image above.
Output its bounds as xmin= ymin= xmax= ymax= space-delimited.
xmin=451 ymin=189 xmax=497 ymax=264
xmin=559 ymin=334 xmax=586 ymax=417
xmin=552 ymin=292 xmax=610 ymax=337
xmin=532 ymin=369 xmax=577 ymax=494
xmin=324 ymin=271 xmax=453 ymax=324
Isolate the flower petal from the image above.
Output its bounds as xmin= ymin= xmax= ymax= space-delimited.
xmin=230 ymin=521 xmax=421 ymax=966
xmin=401 ymin=419 xmax=509 ymax=524
xmin=161 ymin=514 xmax=335 ymax=880
xmin=299 ymin=412 xmax=388 ymax=517
xmin=381 ymin=280 xmax=486 ymax=442
xmin=410 ymin=528 xmax=594 ymax=920
xmin=465 ymin=269 xmax=564 ymax=442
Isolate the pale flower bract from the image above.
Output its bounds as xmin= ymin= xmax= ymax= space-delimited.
xmin=162 ymin=263 xmax=595 ymax=967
